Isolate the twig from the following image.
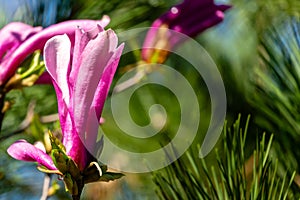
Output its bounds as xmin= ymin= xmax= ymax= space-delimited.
xmin=0 ymin=100 xmax=35 ymax=141
xmin=40 ymin=113 xmax=59 ymax=123
xmin=0 ymin=101 xmax=59 ymax=141
xmin=113 ymin=70 xmax=145 ymax=93
xmin=13 ymin=100 xmax=36 ymax=133
xmin=0 ymin=90 xmax=6 ymax=131
xmin=72 ymin=178 xmax=84 ymax=200
xmin=40 ymin=174 xmax=51 ymax=200
xmin=113 ymin=62 xmax=161 ymax=93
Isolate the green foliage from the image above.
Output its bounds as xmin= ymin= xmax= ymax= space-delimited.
xmin=201 ymin=1 xmax=300 ymax=183
xmin=247 ymin=19 xmax=300 ymax=173
xmin=153 ymin=116 xmax=298 ymax=199
xmin=70 ymin=0 xmax=176 ymax=30
xmin=231 ymin=0 xmax=300 ymax=34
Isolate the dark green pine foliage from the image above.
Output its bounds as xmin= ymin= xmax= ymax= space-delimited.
xmin=153 ymin=116 xmax=298 ymax=199
xmin=248 ymin=19 xmax=300 ymax=174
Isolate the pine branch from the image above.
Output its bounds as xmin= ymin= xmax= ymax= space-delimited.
xmin=152 ymin=115 xmax=299 ymax=199
xmin=248 ymin=18 xmax=300 ymax=174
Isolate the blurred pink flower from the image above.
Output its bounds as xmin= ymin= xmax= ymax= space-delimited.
xmin=7 ymin=23 xmax=124 ymax=172
xmin=142 ymin=0 xmax=231 ymax=63
xmin=0 ymin=22 xmax=42 ymax=85
xmin=0 ymin=16 xmax=110 ymax=86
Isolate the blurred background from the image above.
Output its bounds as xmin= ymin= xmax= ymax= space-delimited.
xmin=1 ymin=0 xmax=300 ymax=199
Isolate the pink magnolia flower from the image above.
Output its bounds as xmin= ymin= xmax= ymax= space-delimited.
xmin=142 ymin=0 xmax=231 ymax=63
xmin=0 ymin=16 xmax=110 ymax=86
xmin=7 ymin=24 xmax=124 ymax=172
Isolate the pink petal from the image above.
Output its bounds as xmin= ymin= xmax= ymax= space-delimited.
xmin=217 ymin=5 xmax=232 ymax=12
xmin=84 ymin=109 xmax=99 ymax=155
xmin=69 ymin=25 xmax=104 ymax=89
xmin=92 ymin=43 xmax=124 ymax=120
xmin=0 ymin=22 xmax=42 ymax=85
xmin=0 ymin=17 xmax=109 ymax=85
xmin=106 ymin=28 xmax=119 ymax=52
xmin=0 ymin=22 xmax=42 ymax=59
xmin=35 ymin=72 xmax=53 ymax=84
xmin=44 ymin=35 xmax=74 ymax=136
xmin=185 ymin=12 xmax=224 ymax=37
xmin=99 ymin=117 xmax=105 ymax=124
xmin=44 ymin=34 xmax=71 ymax=106
xmin=63 ymin=129 xmax=89 ymax=171
xmin=141 ymin=0 xmax=231 ymax=62
xmin=73 ymin=30 xmax=116 ymax=135
xmin=69 ymin=28 xmax=87 ymax=89
xmin=97 ymin=15 xmax=110 ymax=28
xmin=83 ymin=44 xmax=123 ymax=154
xmin=7 ymin=140 xmax=57 ymax=170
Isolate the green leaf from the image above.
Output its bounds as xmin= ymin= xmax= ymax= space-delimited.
xmin=98 ymin=172 xmax=125 ymax=182
xmin=48 ymin=131 xmax=66 ymax=153
xmin=37 ymin=166 xmax=63 ymax=176
xmin=83 ymin=161 xmax=124 ymax=184
xmin=63 ymin=173 xmax=77 ymax=194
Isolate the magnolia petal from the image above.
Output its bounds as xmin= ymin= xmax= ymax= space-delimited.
xmin=70 ymin=25 xmax=105 ymax=89
xmin=0 ymin=22 xmax=42 ymax=60
xmin=84 ymin=43 xmax=124 ymax=154
xmin=44 ymin=34 xmax=71 ymax=106
xmin=61 ymin=109 xmax=77 ymax=151
xmin=86 ymin=24 xmax=104 ymax=39
xmin=84 ymin=109 xmax=100 ymax=153
xmin=141 ymin=0 xmax=230 ymax=62
xmin=53 ymin=81 xmax=74 ymax=136
xmin=169 ymin=0 xmax=212 ymax=20
xmin=0 ymin=22 xmax=42 ymax=85
xmin=186 ymin=12 xmax=224 ymax=37
xmin=69 ymin=28 xmax=87 ymax=88
xmin=74 ymin=16 xmax=110 ymax=33
xmin=64 ymin=131 xmax=89 ymax=171
xmin=141 ymin=24 xmax=163 ymax=61
xmin=61 ymin=113 xmax=92 ymax=171
xmin=217 ymin=4 xmax=232 ymax=12
xmin=169 ymin=5 xmax=215 ymax=32
xmin=7 ymin=140 xmax=57 ymax=170
xmin=0 ymin=18 xmax=109 ymax=85
xmin=34 ymin=141 xmax=46 ymax=152
xmin=73 ymin=30 xmax=115 ymax=135
xmin=35 ymin=72 xmax=53 ymax=84
xmin=98 ymin=15 xmax=110 ymax=28
xmin=99 ymin=117 xmax=105 ymax=124
xmin=106 ymin=28 xmax=119 ymax=53
xmin=92 ymin=43 xmax=124 ymax=120
xmin=44 ymin=34 xmax=73 ymax=135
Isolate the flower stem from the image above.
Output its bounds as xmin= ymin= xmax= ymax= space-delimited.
xmin=72 ymin=179 xmax=84 ymax=200
xmin=72 ymin=195 xmax=80 ymax=200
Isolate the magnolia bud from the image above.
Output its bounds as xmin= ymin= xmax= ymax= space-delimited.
xmin=68 ymin=159 xmax=81 ymax=180
xmin=51 ymin=149 xmax=68 ymax=174
xmin=63 ymin=173 xmax=74 ymax=194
